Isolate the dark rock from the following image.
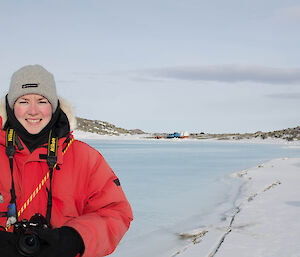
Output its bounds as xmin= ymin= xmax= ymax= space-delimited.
xmin=76 ymin=117 xmax=145 ymax=135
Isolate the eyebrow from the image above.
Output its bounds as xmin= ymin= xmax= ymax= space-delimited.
xmin=18 ymin=97 xmax=29 ymax=101
xmin=19 ymin=97 xmax=48 ymax=101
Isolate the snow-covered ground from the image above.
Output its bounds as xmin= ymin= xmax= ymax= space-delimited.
xmin=171 ymin=157 xmax=300 ymax=257
xmin=72 ymin=130 xmax=151 ymax=140
xmin=73 ymin=129 xmax=300 ymax=145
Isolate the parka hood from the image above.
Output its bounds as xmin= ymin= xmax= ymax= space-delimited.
xmin=0 ymin=96 xmax=77 ymax=131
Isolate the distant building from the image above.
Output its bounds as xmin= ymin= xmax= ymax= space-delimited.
xmin=180 ymin=131 xmax=190 ymax=138
xmin=167 ymin=133 xmax=175 ymax=138
xmin=174 ymin=132 xmax=180 ymax=138
xmin=167 ymin=131 xmax=189 ymax=139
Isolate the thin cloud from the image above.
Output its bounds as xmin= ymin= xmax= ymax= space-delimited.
xmin=267 ymin=5 xmax=300 ymax=24
xmin=56 ymin=79 xmax=74 ymax=84
xmin=273 ymin=6 xmax=300 ymax=23
xmin=71 ymin=72 xmax=102 ymax=80
xmin=142 ymin=65 xmax=300 ymax=85
xmin=265 ymin=93 xmax=300 ymax=99
xmin=72 ymin=72 xmax=103 ymax=77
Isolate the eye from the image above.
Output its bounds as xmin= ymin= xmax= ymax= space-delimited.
xmin=18 ymin=100 xmax=28 ymax=104
xmin=38 ymin=98 xmax=49 ymax=104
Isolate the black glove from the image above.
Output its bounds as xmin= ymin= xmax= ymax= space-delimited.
xmin=37 ymin=226 xmax=84 ymax=257
xmin=0 ymin=230 xmax=23 ymax=257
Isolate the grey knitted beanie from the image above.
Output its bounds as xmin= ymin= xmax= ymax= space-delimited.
xmin=7 ymin=65 xmax=58 ymax=112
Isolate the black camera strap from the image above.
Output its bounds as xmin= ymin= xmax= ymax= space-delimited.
xmin=45 ymin=130 xmax=58 ymax=226
xmin=5 ymin=128 xmax=18 ymax=226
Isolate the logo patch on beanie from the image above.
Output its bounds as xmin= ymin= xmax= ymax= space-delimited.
xmin=22 ymin=83 xmax=39 ymax=88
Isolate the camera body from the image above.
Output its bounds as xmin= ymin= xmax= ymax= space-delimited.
xmin=13 ymin=213 xmax=49 ymax=257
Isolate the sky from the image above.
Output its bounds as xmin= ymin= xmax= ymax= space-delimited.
xmin=0 ymin=0 xmax=300 ymax=133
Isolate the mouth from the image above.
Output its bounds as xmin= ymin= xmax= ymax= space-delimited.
xmin=25 ymin=118 xmax=42 ymax=124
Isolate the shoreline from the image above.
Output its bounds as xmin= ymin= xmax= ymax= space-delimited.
xmin=73 ymin=130 xmax=300 ymax=146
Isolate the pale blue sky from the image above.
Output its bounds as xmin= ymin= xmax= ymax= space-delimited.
xmin=0 ymin=0 xmax=300 ymax=133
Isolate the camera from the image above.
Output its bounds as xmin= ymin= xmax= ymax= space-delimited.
xmin=13 ymin=213 xmax=49 ymax=256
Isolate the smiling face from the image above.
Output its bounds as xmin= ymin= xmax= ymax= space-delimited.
xmin=14 ymin=94 xmax=52 ymax=134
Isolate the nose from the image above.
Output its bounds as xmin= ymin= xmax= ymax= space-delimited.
xmin=28 ymin=102 xmax=39 ymax=116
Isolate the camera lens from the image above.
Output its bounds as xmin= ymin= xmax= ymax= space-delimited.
xmin=14 ymin=214 xmax=47 ymax=256
xmin=24 ymin=235 xmax=36 ymax=247
xmin=18 ymin=233 xmax=40 ymax=256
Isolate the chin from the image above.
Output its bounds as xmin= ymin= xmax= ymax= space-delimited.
xmin=24 ymin=126 xmax=44 ymax=134
xmin=27 ymin=129 xmax=42 ymax=134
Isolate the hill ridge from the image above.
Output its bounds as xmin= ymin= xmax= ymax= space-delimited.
xmin=76 ymin=117 xmax=145 ymax=136
xmin=76 ymin=117 xmax=300 ymax=141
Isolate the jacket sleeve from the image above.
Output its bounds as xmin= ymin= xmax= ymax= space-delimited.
xmin=63 ymin=149 xmax=133 ymax=257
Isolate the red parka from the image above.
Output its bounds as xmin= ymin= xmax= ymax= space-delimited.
xmin=0 ymin=102 xmax=133 ymax=257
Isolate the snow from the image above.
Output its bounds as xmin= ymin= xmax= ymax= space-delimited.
xmin=72 ymin=130 xmax=151 ymax=140
xmin=73 ymin=129 xmax=300 ymax=145
xmin=172 ymin=157 xmax=300 ymax=257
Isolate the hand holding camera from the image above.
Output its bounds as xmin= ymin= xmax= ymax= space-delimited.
xmin=0 ymin=213 xmax=83 ymax=257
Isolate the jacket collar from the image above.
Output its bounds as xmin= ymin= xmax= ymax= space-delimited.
xmin=0 ymin=128 xmax=67 ymax=165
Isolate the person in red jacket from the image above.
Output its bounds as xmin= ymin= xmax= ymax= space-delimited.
xmin=0 ymin=65 xmax=133 ymax=257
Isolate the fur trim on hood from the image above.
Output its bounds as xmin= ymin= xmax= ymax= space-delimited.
xmin=0 ymin=97 xmax=77 ymax=131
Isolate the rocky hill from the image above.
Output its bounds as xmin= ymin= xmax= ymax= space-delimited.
xmin=190 ymin=126 xmax=300 ymax=141
xmin=76 ymin=117 xmax=299 ymax=142
xmin=76 ymin=117 xmax=145 ymax=136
